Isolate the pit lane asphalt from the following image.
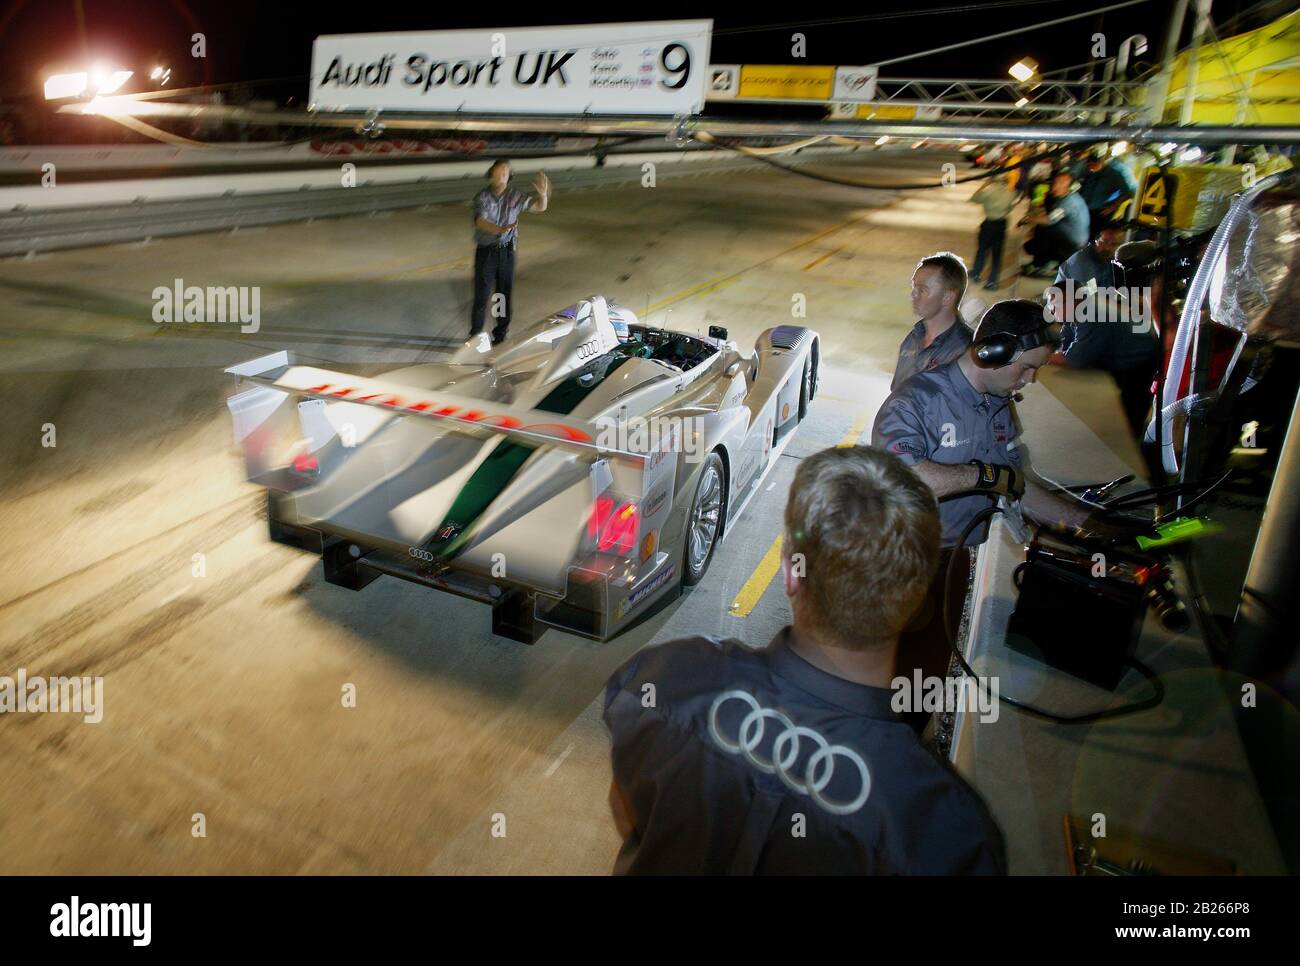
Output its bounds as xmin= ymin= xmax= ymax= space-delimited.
xmin=0 ymin=149 xmax=1143 ymax=873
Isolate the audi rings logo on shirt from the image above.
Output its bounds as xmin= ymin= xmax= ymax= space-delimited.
xmin=576 ymin=340 xmax=601 ymax=360
xmin=408 ymin=547 xmax=436 ymax=562
xmin=708 ymin=690 xmax=871 ymax=816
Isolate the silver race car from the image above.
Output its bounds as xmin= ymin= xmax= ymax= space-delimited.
xmin=225 ymin=296 xmax=819 ymax=642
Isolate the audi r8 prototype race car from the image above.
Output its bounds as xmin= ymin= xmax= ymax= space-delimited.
xmin=225 ymin=296 xmax=819 ymax=642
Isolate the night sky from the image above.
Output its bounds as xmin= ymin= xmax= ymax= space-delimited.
xmin=0 ymin=0 xmax=1282 ymax=100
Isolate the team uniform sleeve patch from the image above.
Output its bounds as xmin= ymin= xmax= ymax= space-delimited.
xmin=871 ymin=396 xmax=929 ymax=466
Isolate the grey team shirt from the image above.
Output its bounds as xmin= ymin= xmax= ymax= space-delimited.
xmin=472 ymin=187 xmax=533 ymax=248
xmin=891 ymin=319 xmax=973 ymax=392
xmin=872 ymin=359 xmax=1022 ymax=547
xmin=603 ymin=628 xmax=1007 ymax=875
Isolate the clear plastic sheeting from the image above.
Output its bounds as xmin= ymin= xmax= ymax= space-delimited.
xmin=1209 ymin=191 xmax=1299 ymax=338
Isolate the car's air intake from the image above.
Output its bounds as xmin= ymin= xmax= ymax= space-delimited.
xmin=768 ymin=326 xmax=809 ymax=350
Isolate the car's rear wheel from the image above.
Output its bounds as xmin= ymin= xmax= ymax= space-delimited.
xmin=683 ymin=453 xmax=725 ymax=585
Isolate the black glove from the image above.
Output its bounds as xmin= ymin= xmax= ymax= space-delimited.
xmin=970 ymin=459 xmax=1025 ymax=500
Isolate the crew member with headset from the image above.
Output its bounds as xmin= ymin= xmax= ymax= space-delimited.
xmin=871 ymin=300 xmax=1095 ymax=731
xmin=469 ymin=159 xmax=551 ymax=345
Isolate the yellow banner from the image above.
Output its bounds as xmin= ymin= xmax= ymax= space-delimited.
xmin=738 ymin=65 xmax=835 ymax=100
xmin=1162 ymin=8 xmax=1300 ymax=125
xmin=856 ymin=104 xmax=915 ymax=119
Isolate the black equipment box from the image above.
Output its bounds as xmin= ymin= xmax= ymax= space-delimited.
xmin=1006 ymin=539 xmax=1151 ymax=690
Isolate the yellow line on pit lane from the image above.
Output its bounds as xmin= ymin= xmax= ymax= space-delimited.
xmin=837 ymin=411 xmax=872 ymax=448
xmin=644 ymin=273 xmax=738 ymax=314
xmin=801 ymin=247 xmax=841 ymax=272
xmin=729 ymin=534 xmax=784 ymax=618
xmin=728 ymin=408 xmax=875 ymax=618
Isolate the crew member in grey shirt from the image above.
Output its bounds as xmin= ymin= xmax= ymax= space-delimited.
xmin=604 ymin=446 xmax=1007 ymax=874
xmin=469 ymin=159 xmax=550 ymax=344
xmin=875 ymin=300 xmax=1091 ymax=548
xmin=873 ymin=300 xmax=1093 ymax=732
xmin=892 ymin=252 xmax=973 ymax=391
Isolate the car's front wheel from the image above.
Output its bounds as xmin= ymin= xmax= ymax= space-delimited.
xmin=682 ymin=452 xmax=726 ymax=585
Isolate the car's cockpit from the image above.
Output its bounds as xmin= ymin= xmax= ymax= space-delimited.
xmin=613 ymin=325 xmax=719 ymax=373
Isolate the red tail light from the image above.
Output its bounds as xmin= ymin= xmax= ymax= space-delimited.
xmin=291 ymin=453 xmax=319 ymax=474
xmin=588 ymin=498 xmax=638 ymax=555
xmin=587 ymin=497 xmax=614 ymax=541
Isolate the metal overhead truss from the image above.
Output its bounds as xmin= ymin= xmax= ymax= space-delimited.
xmin=714 ymin=76 xmax=1148 ymax=121
xmin=59 ymin=97 xmax=1300 ymax=146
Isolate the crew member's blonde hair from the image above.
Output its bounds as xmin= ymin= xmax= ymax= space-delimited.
xmin=784 ymin=446 xmax=939 ymax=649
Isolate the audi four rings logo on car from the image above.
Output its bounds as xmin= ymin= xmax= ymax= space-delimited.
xmin=409 ymin=547 xmax=435 ymax=561
xmin=708 ymin=690 xmax=871 ymax=816
xmin=576 ymin=340 xmax=601 ymax=359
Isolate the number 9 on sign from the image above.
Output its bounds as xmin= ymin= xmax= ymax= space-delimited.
xmin=660 ymin=43 xmax=691 ymax=90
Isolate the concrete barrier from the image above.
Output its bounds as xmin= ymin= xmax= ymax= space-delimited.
xmin=0 ymin=147 xmax=858 ymax=255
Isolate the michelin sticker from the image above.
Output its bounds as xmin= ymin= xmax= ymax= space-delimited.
xmin=616 ymin=562 xmax=677 ymax=619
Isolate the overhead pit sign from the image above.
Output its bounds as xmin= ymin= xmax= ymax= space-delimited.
xmin=310 ymin=20 xmax=712 ymax=115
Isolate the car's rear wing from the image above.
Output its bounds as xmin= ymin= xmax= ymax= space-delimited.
xmin=225 ymin=350 xmax=676 ymax=566
xmin=225 ymin=350 xmax=646 ymax=464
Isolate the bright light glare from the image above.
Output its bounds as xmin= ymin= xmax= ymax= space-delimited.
xmin=45 ymin=65 xmax=132 ymax=99
xmin=1178 ymin=146 xmax=1203 ymax=163
xmin=1015 ymin=97 xmax=1029 ymax=108
xmin=44 ymin=72 xmax=88 ymax=100
xmin=875 ymin=135 xmax=890 ymax=145
xmin=150 ymin=66 xmax=164 ymax=80
xmin=1111 ymin=140 xmax=1129 ymax=156
xmin=98 ymin=70 xmax=133 ymax=94
xmin=1009 ymin=58 xmax=1037 ymax=82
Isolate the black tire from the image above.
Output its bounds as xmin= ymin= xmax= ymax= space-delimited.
xmin=682 ymin=452 xmax=726 ymax=586
xmin=798 ymin=353 xmax=812 ymax=420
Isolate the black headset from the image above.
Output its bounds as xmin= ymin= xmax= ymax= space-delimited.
xmin=973 ymin=322 xmax=1062 ymax=368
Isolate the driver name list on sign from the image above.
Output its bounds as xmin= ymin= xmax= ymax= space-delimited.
xmin=309 ymin=21 xmax=711 ymax=116
xmin=589 ymin=47 xmax=652 ymax=90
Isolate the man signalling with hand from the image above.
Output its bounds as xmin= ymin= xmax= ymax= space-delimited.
xmin=469 ymin=159 xmax=551 ymax=346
